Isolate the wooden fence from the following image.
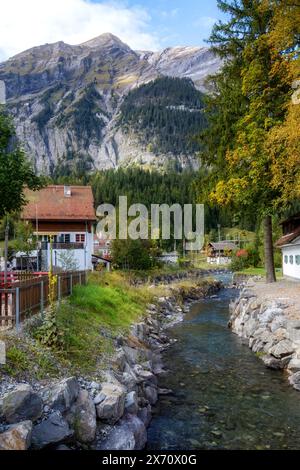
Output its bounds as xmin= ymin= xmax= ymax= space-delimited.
xmin=0 ymin=271 xmax=87 ymax=328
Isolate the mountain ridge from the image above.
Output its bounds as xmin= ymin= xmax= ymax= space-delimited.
xmin=0 ymin=33 xmax=222 ymax=174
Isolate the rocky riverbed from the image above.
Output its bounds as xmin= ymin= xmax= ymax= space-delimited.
xmin=229 ymin=280 xmax=300 ymax=391
xmin=0 ymin=279 xmax=221 ymax=450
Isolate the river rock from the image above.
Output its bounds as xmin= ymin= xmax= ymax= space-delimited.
xmin=287 ymin=357 xmax=300 ymax=373
xmin=138 ymin=405 xmax=152 ymax=428
xmin=97 ymin=424 xmax=135 ymax=450
xmin=124 ymin=391 xmax=138 ymax=415
xmin=66 ymin=390 xmax=96 ymax=443
xmin=123 ymin=346 xmax=150 ymax=366
xmin=95 ymin=383 xmax=125 ymax=424
xmin=270 ymin=316 xmax=287 ymax=333
xmin=262 ymin=355 xmax=284 ymax=370
xmin=31 ymin=412 xmax=73 ymax=449
xmin=134 ymin=367 xmax=157 ymax=385
xmin=0 ymin=420 xmax=32 ymax=450
xmin=259 ymin=307 xmax=284 ymax=324
xmin=41 ymin=377 xmax=79 ymax=413
xmin=269 ymin=340 xmax=294 ymax=359
xmin=2 ymin=384 xmax=43 ymax=423
xmin=111 ymin=349 xmax=126 ymax=372
xmin=143 ymin=385 xmax=158 ymax=405
xmin=288 ymin=371 xmax=300 ymax=391
xmin=121 ymin=414 xmax=147 ymax=450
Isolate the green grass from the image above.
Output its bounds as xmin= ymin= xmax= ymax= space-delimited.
xmin=236 ymin=267 xmax=283 ymax=278
xmin=46 ymin=272 xmax=154 ymax=373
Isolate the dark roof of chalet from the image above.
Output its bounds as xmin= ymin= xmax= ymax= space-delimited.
xmin=21 ymin=186 xmax=96 ymax=222
xmin=208 ymin=241 xmax=237 ymax=251
xmin=276 ymin=227 xmax=300 ymax=247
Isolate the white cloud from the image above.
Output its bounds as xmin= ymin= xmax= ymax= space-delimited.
xmin=0 ymin=0 xmax=161 ymax=61
xmin=193 ymin=16 xmax=217 ymax=30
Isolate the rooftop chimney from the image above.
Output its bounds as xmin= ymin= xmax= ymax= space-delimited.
xmin=64 ymin=186 xmax=72 ymax=197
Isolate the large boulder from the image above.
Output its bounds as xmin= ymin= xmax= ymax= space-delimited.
xmin=143 ymin=385 xmax=158 ymax=405
xmin=41 ymin=377 xmax=79 ymax=413
xmin=31 ymin=412 xmax=73 ymax=449
xmin=123 ymin=346 xmax=151 ymax=366
xmin=269 ymin=340 xmax=294 ymax=359
xmin=2 ymin=384 xmax=42 ymax=424
xmin=262 ymin=355 xmax=284 ymax=370
xmin=259 ymin=306 xmax=284 ymax=324
xmin=288 ymin=371 xmax=300 ymax=391
xmin=124 ymin=391 xmax=138 ymax=415
xmin=66 ymin=390 xmax=96 ymax=443
xmin=121 ymin=414 xmax=147 ymax=450
xmin=95 ymin=383 xmax=125 ymax=424
xmin=287 ymin=357 xmax=300 ymax=373
xmin=0 ymin=421 xmax=32 ymax=450
xmin=138 ymin=405 xmax=152 ymax=428
xmin=97 ymin=425 xmax=135 ymax=450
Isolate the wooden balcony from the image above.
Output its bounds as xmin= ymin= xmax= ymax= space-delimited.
xmin=40 ymin=242 xmax=85 ymax=250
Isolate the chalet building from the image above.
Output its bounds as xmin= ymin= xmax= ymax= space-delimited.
xmin=21 ymin=185 xmax=96 ymax=271
xmin=206 ymin=241 xmax=237 ymax=265
xmin=93 ymin=234 xmax=111 ymax=259
xmin=276 ymin=213 xmax=300 ymax=280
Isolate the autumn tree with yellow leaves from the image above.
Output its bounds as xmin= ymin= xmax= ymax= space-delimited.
xmin=199 ymin=0 xmax=300 ymax=283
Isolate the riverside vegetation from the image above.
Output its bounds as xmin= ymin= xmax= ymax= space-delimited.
xmin=0 ymin=270 xmax=221 ymax=450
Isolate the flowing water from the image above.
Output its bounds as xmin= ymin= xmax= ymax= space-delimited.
xmin=147 ymin=276 xmax=300 ymax=450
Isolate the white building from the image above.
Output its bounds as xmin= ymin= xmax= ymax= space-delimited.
xmin=277 ymin=213 xmax=300 ymax=280
xmin=21 ymin=185 xmax=96 ymax=271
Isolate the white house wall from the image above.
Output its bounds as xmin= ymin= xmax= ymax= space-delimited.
xmin=282 ymin=244 xmax=300 ymax=280
xmin=44 ymin=232 xmax=93 ymax=271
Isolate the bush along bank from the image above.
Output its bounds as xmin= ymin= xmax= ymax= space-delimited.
xmin=229 ymin=287 xmax=300 ymax=391
xmin=0 ymin=278 xmax=221 ymax=450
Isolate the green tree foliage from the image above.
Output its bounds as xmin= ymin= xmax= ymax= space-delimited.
xmin=0 ymin=108 xmax=43 ymax=218
xmin=120 ymin=77 xmax=207 ymax=155
xmin=111 ymin=238 xmax=153 ymax=270
xmin=197 ymin=0 xmax=300 ymax=282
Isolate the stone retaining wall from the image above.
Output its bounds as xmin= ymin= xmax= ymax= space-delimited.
xmin=0 ymin=279 xmax=221 ymax=451
xmin=229 ymin=286 xmax=300 ymax=392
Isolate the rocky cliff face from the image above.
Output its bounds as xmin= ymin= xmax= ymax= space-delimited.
xmin=0 ymin=33 xmax=222 ymax=174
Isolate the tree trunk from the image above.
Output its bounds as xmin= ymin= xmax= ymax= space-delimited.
xmin=264 ymin=215 xmax=276 ymax=283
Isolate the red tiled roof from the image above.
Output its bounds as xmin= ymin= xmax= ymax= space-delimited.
xmin=276 ymin=227 xmax=300 ymax=247
xmin=21 ymin=186 xmax=96 ymax=221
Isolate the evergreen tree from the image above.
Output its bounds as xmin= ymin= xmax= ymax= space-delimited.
xmin=0 ymin=108 xmax=43 ymax=217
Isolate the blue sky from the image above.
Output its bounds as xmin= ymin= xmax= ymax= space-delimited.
xmin=115 ymin=0 xmax=226 ymax=48
xmin=1 ymin=0 xmax=226 ymax=61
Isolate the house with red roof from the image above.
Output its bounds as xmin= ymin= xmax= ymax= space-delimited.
xmin=21 ymin=185 xmax=96 ymax=271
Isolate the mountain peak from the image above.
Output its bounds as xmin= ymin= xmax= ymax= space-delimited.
xmin=80 ymin=33 xmax=131 ymax=51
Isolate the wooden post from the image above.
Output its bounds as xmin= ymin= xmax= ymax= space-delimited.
xmin=15 ymin=287 xmax=20 ymax=330
xmin=4 ymin=221 xmax=9 ymax=286
xmin=58 ymin=275 xmax=61 ymax=303
xmin=70 ymin=274 xmax=73 ymax=295
xmin=40 ymin=280 xmax=44 ymax=318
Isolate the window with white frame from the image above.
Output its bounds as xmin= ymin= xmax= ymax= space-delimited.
xmin=76 ymin=234 xmax=85 ymax=243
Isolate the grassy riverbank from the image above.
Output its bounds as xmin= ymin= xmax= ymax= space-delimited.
xmin=0 ymin=270 xmax=216 ymax=381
